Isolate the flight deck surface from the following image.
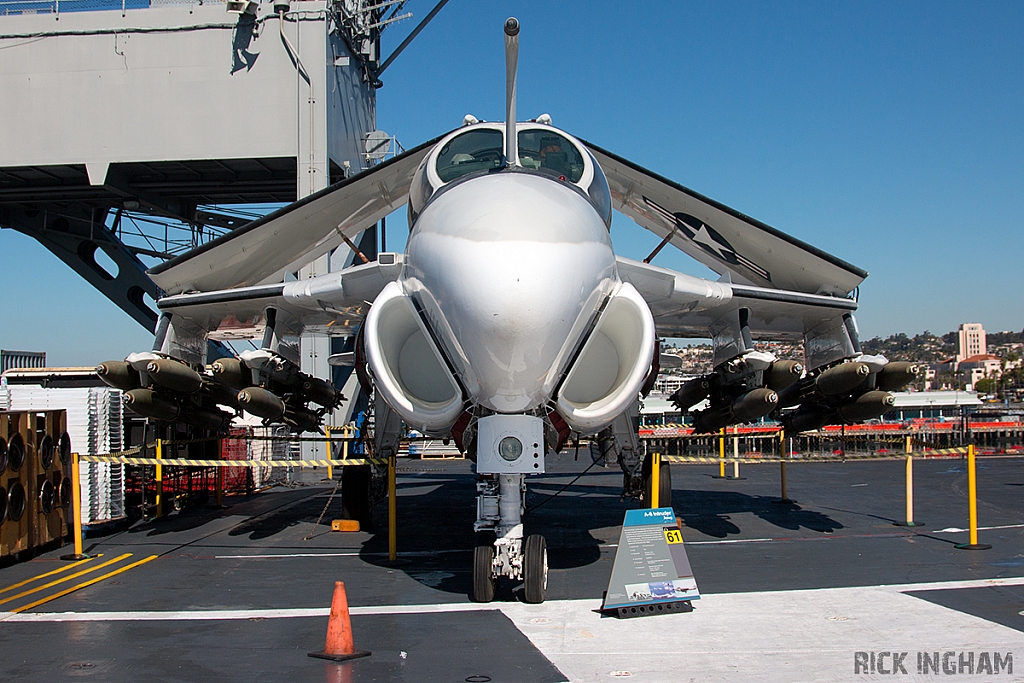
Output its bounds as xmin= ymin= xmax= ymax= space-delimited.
xmin=1 ymin=454 xmax=1022 ymax=682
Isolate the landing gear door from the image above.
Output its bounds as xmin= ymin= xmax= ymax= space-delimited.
xmin=475 ymin=415 xmax=545 ymax=474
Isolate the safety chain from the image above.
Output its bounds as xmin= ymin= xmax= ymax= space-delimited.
xmin=304 ymin=475 xmax=343 ymax=541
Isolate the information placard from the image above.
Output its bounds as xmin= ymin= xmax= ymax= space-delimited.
xmin=602 ymin=507 xmax=700 ymax=614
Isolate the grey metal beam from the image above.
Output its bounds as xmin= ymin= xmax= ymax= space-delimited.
xmin=0 ymin=207 xmax=160 ymax=329
xmin=375 ymin=0 xmax=450 ymax=79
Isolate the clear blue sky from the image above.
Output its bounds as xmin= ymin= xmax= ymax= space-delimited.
xmin=2 ymin=0 xmax=1023 ymax=366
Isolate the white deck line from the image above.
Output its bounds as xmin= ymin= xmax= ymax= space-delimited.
xmin=4 ymin=578 xmax=1023 ymax=681
xmin=4 ymin=576 xmax=1023 ymax=623
xmin=1 ymin=601 xmax=499 ymax=622
xmin=211 ymin=549 xmax=472 ymax=559
xmin=933 ymin=523 xmax=1024 ymax=533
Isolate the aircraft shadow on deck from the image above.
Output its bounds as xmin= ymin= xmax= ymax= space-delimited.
xmin=353 ymin=470 xmax=844 ymax=597
xmin=117 ymin=468 xmax=842 ymax=597
xmin=122 ymin=485 xmax=326 ymax=539
xmin=675 ymin=489 xmax=845 ymax=537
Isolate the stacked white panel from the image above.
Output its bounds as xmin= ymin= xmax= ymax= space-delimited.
xmin=4 ymin=385 xmax=125 ymax=525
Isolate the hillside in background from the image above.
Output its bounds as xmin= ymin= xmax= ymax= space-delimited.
xmin=666 ymin=327 xmax=1024 ymax=378
xmin=860 ymin=332 xmax=955 ymax=363
xmin=862 ymin=328 xmax=1024 ymax=363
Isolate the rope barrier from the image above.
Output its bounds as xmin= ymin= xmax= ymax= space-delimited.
xmin=641 ymin=432 xmax=906 ymax=445
xmin=79 ymin=445 xmax=146 ymax=459
xmin=79 ymin=456 xmax=386 ymax=467
xmin=662 ymin=447 xmax=968 ymax=465
xmin=134 ymin=434 xmax=444 ymax=447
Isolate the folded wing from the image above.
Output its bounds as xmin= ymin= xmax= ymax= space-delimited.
xmin=585 ymin=141 xmax=867 ymax=297
xmin=156 ymin=254 xmax=405 ymax=347
xmin=149 ymin=133 xmax=450 ymax=295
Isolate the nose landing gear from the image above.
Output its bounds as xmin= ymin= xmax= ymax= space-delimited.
xmin=471 ymin=415 xmax=548 ymax=603
xmin=472 ymin=473 xmax=549 ymax=604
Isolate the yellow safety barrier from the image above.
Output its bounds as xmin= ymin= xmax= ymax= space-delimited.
xmin=895 ymin=436 xmax=923 ymax=527
xmin=955 ymin=444 xmax=992 ymax=551
xmin=777 ymin=429 xmax=793 ymax=504
xmin=61 ymin=451 xmax=91 ymax=561
xmin=731 ymin=426 xmax=743 ymax=480
xmin=215 ymin=438 xmax=225 ymax=508
xmin=650 ymin=452 xmax=661 ymax=509
xmin=324 ymin=426 xmax=357 ymax=481
xmin=80 ymin=456 xmax=385 ymax=467
xmin=155 ymin=438 xmax=164 ymax=518
xmin=388 ymin=453 xmax=398 ymax=561
xmin=661 ymin=445 xmax=969 ymax=465
xmin=717 ymin=428 xmax=726 ymax=478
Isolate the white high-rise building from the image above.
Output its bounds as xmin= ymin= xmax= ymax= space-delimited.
xmin=957 ymin=323 xmax=986 ymax=363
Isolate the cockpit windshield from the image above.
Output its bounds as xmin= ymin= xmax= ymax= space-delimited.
xmin=517 ymin=130 xmax=584 ymax=182
xmin=435 ymin=129 xmax=504 ymax=182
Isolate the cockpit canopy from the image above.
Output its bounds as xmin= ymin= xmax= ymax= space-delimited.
xmin=409 ymin=122 xmax=612 ymax=227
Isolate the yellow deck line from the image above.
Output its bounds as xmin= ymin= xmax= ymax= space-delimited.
xmin=0 ymin=554 xmax=133 ymax=607
xmin=11 ymin=555 xmax=159 ymax=614
xmin=0 ymin=555 xmax=102 ymax=596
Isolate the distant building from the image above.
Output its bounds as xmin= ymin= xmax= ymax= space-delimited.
xmin=957 ymin=323 xmax=986 ymax=363
xmin=0 ymin=349 xmax=45 ymax=374
xmin=958 ymin=353 xmax=1002 ymax=390
xmin=887 ymin=390 xmax=983 ymax=421
xmin=926 ymin=357 xmax=958 ymax=390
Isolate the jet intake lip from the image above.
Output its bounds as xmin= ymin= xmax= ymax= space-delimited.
xmin=363 ymin=282 xmax=465 ymax=432
xmin=555 ymin=282 xmax=656 ymax=433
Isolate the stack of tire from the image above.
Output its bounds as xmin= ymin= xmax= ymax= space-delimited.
xmin=1 ymin=411 xmax=73 ymax=562
xmin=33 ymin=411 xmax=73 ymax=547
xmin=1 ymin=413 xmax=30 ymax=560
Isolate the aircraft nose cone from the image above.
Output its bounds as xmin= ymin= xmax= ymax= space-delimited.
xmin=405 ymin=173 xmax=616 ymax=412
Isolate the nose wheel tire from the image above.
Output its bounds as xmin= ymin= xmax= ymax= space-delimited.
xmin=473 ymin=544 xmax=497 ymax=603
xmin=642 ymin=456 xmax=673 ymax=508
xmin=523 ymin=534 xmax=548 ymax=604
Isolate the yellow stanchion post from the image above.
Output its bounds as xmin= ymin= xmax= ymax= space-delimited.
xmin=155 ymin=438 xmax=164 ymax=518
xmin=727 ymin=425 xmax=745 ymax=480
xmin=388 ymin=453 xmax=397 ymax=562
xmin=60 ymin=452 xmax=91 ymax=561
xmin=895 ymin=436 xmax=922 ymax=527
xmin=713 ymin=428 xmax=726 ymax=478
xmin=650 ymin=452 xmax=661 ymax=508
xmin=773 ymin=429 xmax=794 ymax=504
xmin=325 ymin=427 xmax=333 ymax=480
xmin=215 ymin=437 xmax=224 ymax=508
xmin=956 ymin=444 xmax=991 ymax=550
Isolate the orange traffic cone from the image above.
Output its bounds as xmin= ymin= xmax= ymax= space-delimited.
xmin=308 ymin=581 xmax=371 ymax=662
